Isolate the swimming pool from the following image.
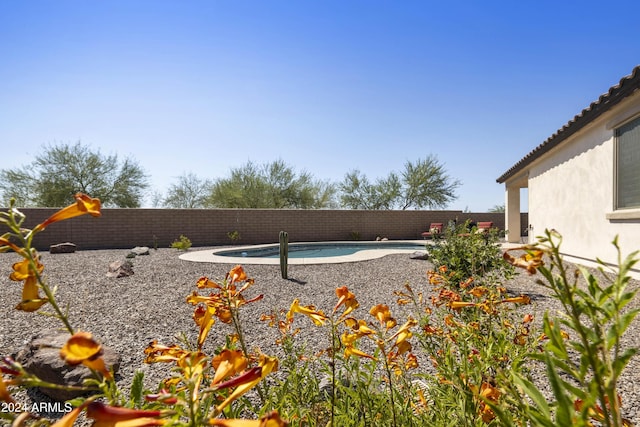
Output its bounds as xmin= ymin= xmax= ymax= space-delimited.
xmin=179 ymin=241 xmax=429 ymax=265
xmin=219 ymin=242 xmax=426 ymax=258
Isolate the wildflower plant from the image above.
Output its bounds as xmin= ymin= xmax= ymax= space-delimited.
xmin=0 ymin=196 xmax=285 ymax=427
xmin=397 ymin=265 xmax=539 ymax=426
xmin=495 ymin=230 xmax=638 ymax=427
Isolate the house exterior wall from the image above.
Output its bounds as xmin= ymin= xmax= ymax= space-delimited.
xmin=525 ymin=93 xmax=640 ymax=271
xmin=2 ymin=208 xmax=521 ymax=251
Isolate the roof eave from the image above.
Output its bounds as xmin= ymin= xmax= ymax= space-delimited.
xmin=496 ymin=65 xmax=640 ymax=184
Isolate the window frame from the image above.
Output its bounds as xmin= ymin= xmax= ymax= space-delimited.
xmin=608 ymin=114 xmax=640 ymax=220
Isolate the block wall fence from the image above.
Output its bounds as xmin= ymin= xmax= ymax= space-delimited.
xmin=5 ymin=208 xmax=529 ymax=250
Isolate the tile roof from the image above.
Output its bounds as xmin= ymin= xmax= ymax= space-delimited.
xmin=496 ymin=65 xmax=640 ymax=184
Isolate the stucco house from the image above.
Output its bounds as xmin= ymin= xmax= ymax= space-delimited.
xmin=497 ymin=65 xmax=640 ymax=276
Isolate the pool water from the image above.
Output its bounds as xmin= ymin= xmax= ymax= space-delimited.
xmin=217 ymin=242 xmax=426 ymax=259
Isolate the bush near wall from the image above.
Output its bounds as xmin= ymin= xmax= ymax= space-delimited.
xmin=2 ymin=208 xmax=527 ymax=250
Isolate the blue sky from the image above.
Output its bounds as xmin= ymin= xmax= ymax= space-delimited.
xmin=1 ymin=1 xmax=639 ymax=211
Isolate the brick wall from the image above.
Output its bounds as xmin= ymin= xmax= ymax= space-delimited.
xmin=6 ymin=208 xmax=527 ymax=250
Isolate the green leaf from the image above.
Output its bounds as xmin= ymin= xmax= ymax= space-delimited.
xmin=129 ymin=370 xmax=145 ymax=408
xmin=512 ymin=374 xmax=551 ymax=419
xmin=612 ymin=347 xmax=638 ymax=377
xmin=544 ymin=353 xmax=574 ymax=426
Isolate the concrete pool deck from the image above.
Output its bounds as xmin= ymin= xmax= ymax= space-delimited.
xmin=179 ymin=240 xmax=527 ymax=265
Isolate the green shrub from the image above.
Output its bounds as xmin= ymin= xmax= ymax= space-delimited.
xmin=428 ymin=220 xmax=513 ymax=284
xmin=170 ymin=234 xmax=192 ymax=250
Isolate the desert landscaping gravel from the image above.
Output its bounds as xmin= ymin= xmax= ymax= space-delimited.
xmin=1 ymin=247 xmax=639 ymax=425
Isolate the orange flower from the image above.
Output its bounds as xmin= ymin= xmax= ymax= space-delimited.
xmin=427 ymin=271 xmax=445 ymax=285
xmin=468 ymin=286 xmax=488 ymax=298
xmin=503 ymin=249 xmax=544 ymax=274
xmin=50 ymin=404 xmax=85 ymax=427
xmin=333 ymin=286 xmax=359 ymax=319
xmin=287 ymin=299 xmax=328 ymax=326
xmin=192 ymin=304 xmax=216 ymax=348
xmin=209 ymin=410 xmax=288 ymax=426
xmin=0 ymin=376 xmax=13 ymax=403
xmin=212 ymin=349 xmax=248 ymax=385
xmin=460 ymin=277 xmax=474 ymax=289
xmin=369 ymin=304 xmax=397 ymax=330
xmin=449 ymin=301 xmax=476 ymax=310
xmin=498 ymin=295 xmax=531 ymax=305
xmin=59 ymin=332 xmax=112 ymax=380
xmin=227 ymin=265 xmax=248 ymax=283
xmin=143 ymin=341 xmax=189 ymax=364
xmin=0 ymin=237 xmax=25 ymax=255
xmin=214 ymin=355 xmax=278 ymax=415
xmin=35 ymin=193 xmax=101 ymax=231
xmin=86 ymin=401 xmax=164 ymax=427
xmin=478 ymin=382 xmax=500 ymax=422
xmin=197 ymin=277 xmax=222 ymax=289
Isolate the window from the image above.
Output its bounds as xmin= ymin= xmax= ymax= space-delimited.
xmin=615 ymin=115 xmax=640 ymax=209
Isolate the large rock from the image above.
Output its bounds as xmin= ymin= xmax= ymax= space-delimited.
xmin=128 ymin=246 xmax=150 ymax=257
xmin=410 ymin=251 xmax=429 ymax=260
xmin=106 ymin=260 xmax=134 ymax=278
xmin=14 ymin=330 xmax=120 ymax=401
xmin=49 ymin=243 xmax=76 ymax=254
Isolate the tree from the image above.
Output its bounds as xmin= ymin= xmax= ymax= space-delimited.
xmin=488 ymin=204 xmax=505 ymax=213
xmin=339 ymin=155 xmax=460 ymax=210
xmin=163 ymin=173 xmax=212 ymax=208
xmin=207 ymin=160 xmax=336 ymax=209
xmin=0 ymin=142 xmax=149 ymax=207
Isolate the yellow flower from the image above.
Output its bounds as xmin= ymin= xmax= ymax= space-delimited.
xmin=10 ymin=258 xmax=48 ymax=312
xmin=15 ymin=274 xmax=49 ymax=312
xmin=35 ymin=193 xmax=101 ymax=231
xmin=388 ymin=317 xmax=417 ymax=347
xmin=341 ymin=332 xmax=375 ymax=360
xmin=59 ymin=332 xmax=112 ymax=380
xmin=287 ymin=299 xmax=327 ymax=326
xmin=209 ymin=410 xmax=288 ymax=426
xmin=369 ymin=304 xmax=397 ymax=330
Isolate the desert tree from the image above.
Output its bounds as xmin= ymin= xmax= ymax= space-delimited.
xmin=163 ymin=173 xmax=212 ymax=208
xmin=0 ymin=142 xmax=149 ymax=207
xmin=339 ymin=155 xmax=460 ymax=210
xmin=207 ymin=159 xmax=336 ymax=209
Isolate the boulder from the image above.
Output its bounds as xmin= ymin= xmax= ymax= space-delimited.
xmin=106 ymin=260 xmax=134 ymax=278
xmin=14 ymin=330 xmax=120 ymax=401
xmin=49 ymin=243 xmax=76 ymax=254
xmin=410 ymin=251 xmax=429 ymax=260
xmin=129 ymin=246 xmax=150 ymax=256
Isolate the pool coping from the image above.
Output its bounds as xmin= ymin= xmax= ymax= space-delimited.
xmin=179 ymin=240 xmax=432 ymax=265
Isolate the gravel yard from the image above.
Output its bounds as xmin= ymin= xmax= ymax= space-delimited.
xmin=1 ymin=247 xmax=639 ymax=425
